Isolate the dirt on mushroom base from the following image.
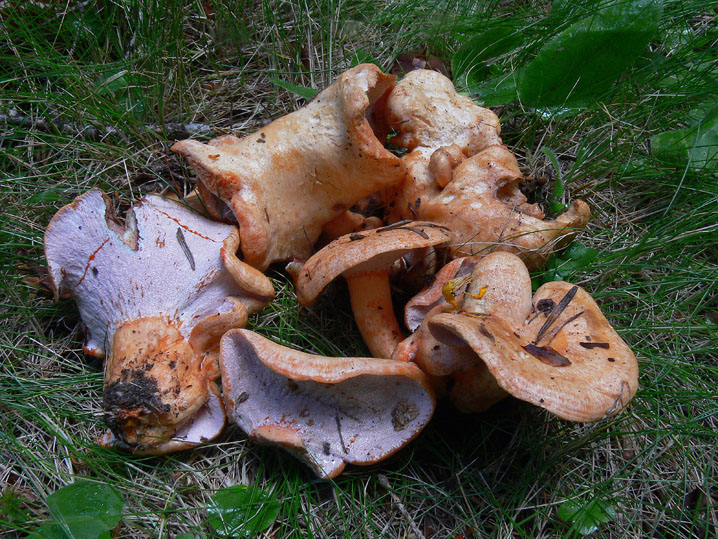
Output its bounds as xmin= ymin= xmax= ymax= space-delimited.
xmin=43 ymin=190 xmax=273 ymax=453
xmin=104 ymin=370 xmax=169 ymax=418
xmin=103 ymin=371 xmax=171 ymax=440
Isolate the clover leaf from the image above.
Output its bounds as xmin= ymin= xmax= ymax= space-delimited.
xmin=206 ymin=484 xmax=280 ymax=537
xmin=558 ymin=497 xmax=617 ymax=535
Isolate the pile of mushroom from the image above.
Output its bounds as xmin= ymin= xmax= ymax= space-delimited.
xmin=44 ymin=64 xmax=637 ymax=477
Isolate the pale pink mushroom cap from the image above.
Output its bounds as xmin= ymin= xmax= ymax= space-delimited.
xmin=220 ymin=329 xmax=436 ymax=478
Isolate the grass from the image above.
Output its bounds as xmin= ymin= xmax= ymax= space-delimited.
xmin=1 ymin=0 xmax=716 ymax=537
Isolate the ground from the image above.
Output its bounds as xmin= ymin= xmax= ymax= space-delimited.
xmin=1 ymin=1 xmax=716 ymax=537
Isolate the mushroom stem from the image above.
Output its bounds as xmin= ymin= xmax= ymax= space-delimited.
xmin=347 ymin=271 xmax=404 ymax=359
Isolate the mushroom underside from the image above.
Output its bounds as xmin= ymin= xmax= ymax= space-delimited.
xmin=220 ymin=329 xmax=435 ymax=478
xmin=44 ymin=190 xmax=272 ymax=451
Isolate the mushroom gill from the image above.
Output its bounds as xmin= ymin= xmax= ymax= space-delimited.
xmin=44 ymin=190 xmax=274 ymax=453
xmin=220 ymin=329 xmax=436 ymax=478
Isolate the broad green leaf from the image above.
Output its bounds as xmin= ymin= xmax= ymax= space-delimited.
xmin=558 ymin=497 xmax=617 ymax=535
xmin=0 ymin=489 xmax=32 ymax=524
xmin=65 ymin=11 xmax=104 ymax=44
xmin=687 ymin=103 xmax=718 ymax=127
xmin=175 ymin=533 xmax=200 ymax=539
xmin=268 ymin=77 xmax=319 ymax=99
xmin=519 ymin=0 xmax=663 ymax=107
xmin=97 ymin=69 xmax=130 ymax=97
xmin=28 ymin=521 xmax=69 ymax=539
xmin=46 ymin=481 xmax=124 ymax=539
xmin=534 ymin=242 xmax=599 ymax=288
xmin=651 ymin=110 xmax=718 ymax=172
xmin=207 ymin=485 xmax=280 ymax=538
xmin=472 ymin=69 xmax=522 ymax=106
xmin=452 ymin=25 xmax=524 ymax=90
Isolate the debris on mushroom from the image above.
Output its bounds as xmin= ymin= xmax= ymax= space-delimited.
xmin=403 ymin=256 xmax=480 ymax=332
xmin=420 ymin=145 xmax=590 ymax=267
xmin=44 ymin=190 xmax=274 ymax=453
xmin=428 ymin=252 xmax=638 ymax=422
xmin=383 ymin=69 xmax=590 ymax=269
xmin=393 ymin=257 xmax=481 ymax=374
xmin=317 ymin=209 xmax=383 ymax=246
xmin=294 ymin=221 xmax=451 ymax=358
xmin=393 ymin=255 xmax=509 ymax=412
xmin=172 ymin=63 xmax=407 ymax=271
xmin=219 ymin=329 xmax=436 ymax=478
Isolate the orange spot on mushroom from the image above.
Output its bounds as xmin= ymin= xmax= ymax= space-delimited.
xmin=76 ymin=238 xmax=110 ymax=286
xmin=155 ymin=209 xmax=217 ymax=241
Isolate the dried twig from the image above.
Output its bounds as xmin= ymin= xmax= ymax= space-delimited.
xmin=534 ymin=285 xmax=578 ymax=343
xmin=0 ymin=109 xmax=212 ymax=140
xmin=543 ymin=310 xmax=585 ymax=346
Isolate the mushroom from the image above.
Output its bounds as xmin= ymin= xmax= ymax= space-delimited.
xmin=385 ymin=69 xmax=502 ymax=156
xmin=393 ymin=256 xmax=509 ymax=412
xmin=419 ymin=145 xmax=590 ymax=267
xmin=383 ymin=69 xmax=590 ymax=269
xmin=172 ymin=63 xmax=407 ymax=271
xmin=404 ymin=256 xmax=480 ymax=333
xmin=219 ymin=329 xmax=436 ymax=478
xmin=393 ymin=257 xmax=481 ymax=373
xmin=44 ymin=190 xmax=274 ymax=453
xmin=294 ymin=221 xmax=451 ymax=358
xmin=428 ymin=252 xmax=638 ymax=421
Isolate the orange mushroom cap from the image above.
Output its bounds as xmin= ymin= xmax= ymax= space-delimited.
xmin=172 ymin=63 xmax=406 ymax=270
xmin=294 ymin=221 xmax=451 ymax=358
xmin=295 ymin=221 xmax=451 ymax=306
xmin=429 ymin=261 xmax=639 ymax=422
xmin=383 ymin=69 xmax=590 ymax=269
